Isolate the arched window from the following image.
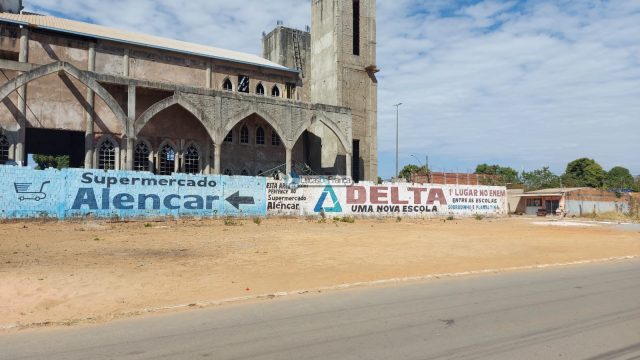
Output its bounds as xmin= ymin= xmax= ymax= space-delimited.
xmin=184 ymin=144 xmax=200 ymax=174
xmin=241 ymin=169 xmax=249 ymax=176
xmin=256 ymin=83 xmax=265 ymax=96
xmin=97 ymin=137 xmax=117 ymax=170
xmin=223 ymin=169 xmax=232 ymax=176
xmin=223 ymin=78 xmax=233 ymax=91
xmin=158 ymin=143 xmax=176 ymax=176
xmin=271 ymin=132 xmax=281 ymax=146
xmin=0 ymin=135 xmax=9 ymax=165
xmin=134 ymin=141 xmax=150 ymax=172
xmin=271 ymin=85 xmax=280 ymax=97
xmin=240 ymin=125 xmax=249 ymax=144
xmin=224 ymin=131 xmax=233 ymax=143
xmin=256 ymin=127 xmax=265 ymax=145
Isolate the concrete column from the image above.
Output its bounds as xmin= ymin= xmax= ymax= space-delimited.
xmin=346 ymin=152 xmax=352 ymax=178
xmin=203 ymin=141 xmax=211 ymax=174
xmin=84 ymin=43 xmax=96 ymax=169
xmin=15 ymin=27 xmax=29 ymax=165
xmin=125 ymin=84 xmax=136 ymax=170
xmin=213 ymin=143 xmax=221 ymax=175
xmin=8 ymin=142 xmax=15 ymax=161
xmin=176 ymin=139 xmax=184 ymax=173
xmin=123 ymin=48 xmax=130 ymax=77
xmin=125 ymin=137 xmax=134 ymax=171
xmin=285 ymin=146 xmax=292 ymax=175
xmin=206 ymin=62 xmax=212 ymax=88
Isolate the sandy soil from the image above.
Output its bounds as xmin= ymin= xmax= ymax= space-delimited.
xmin=1 ymin=217 xmax=639 ymax=331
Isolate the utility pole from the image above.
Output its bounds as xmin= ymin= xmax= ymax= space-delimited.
xmin=393 ymin=103 xmax=402 ymax=178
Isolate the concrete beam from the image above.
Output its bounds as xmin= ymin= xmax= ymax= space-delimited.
xmin=0 ymin=59 xmax=37 ymax=72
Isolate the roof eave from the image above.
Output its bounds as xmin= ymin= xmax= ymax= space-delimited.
xmin=0 ymin=18 xmax=299 ymax=74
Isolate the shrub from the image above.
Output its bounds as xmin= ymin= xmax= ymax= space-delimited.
xmin=253 ymin=217 xmax=262 ymax=226
xmin=474 ymin=214 xmax=485 ymax=221
xmin=447 ymin=215 xmax=455 ymax=221
xmin=224 ymin=218 xmax=241 ymax=226
xmin=340 ymin=216 xmax=355 ymax=224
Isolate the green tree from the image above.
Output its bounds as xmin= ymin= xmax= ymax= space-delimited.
xmin=521 ymin=166 xmax=561 ymax=191
xmin=562 ymin=158 xmax=606 ymax=188
xmin=475 ymin=163 xmax=520 ymax=185
xmin=32 ymin=154 xmax=70 ymax=170
xmin=398 ymin=164 xmax=428 ymax=181
xmin=605 ymin=166 xmax=635 ymax=191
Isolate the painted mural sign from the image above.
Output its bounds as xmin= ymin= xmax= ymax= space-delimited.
xmin=0 ymin=166 xmax=507 ymax=220
xmin=0 ymin=167 xmax=266 ymax=219
xmin=267 ymin=180 xmax=508 ymax=217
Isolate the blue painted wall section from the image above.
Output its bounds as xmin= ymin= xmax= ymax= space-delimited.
xmin=0 ymin=166 xmax=266 ymax=219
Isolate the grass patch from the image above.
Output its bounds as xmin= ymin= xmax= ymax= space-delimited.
xmin=253 ymin=217 xmax=262 ymax=226
xmin=333 ymin=216 xmax=356 ymax=224
xmin=447 ymin=215 xmax=455 ymax=221
xmin=224 ymin=218 xmax=242 ymax=226
xmin=474 ymin=214 xmax=485 ymax=221
xmin=582 ymin=211 xmax=640 ymax=223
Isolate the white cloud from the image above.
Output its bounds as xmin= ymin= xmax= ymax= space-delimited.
xmin=24 ymin=0 xmax=640 ymax=176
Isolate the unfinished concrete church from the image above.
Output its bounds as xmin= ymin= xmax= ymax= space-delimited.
xmin=0 ymin=0 xmax=378 ymax=182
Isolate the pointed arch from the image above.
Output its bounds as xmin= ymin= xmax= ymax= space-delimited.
xmin=133 ymin=137 xmax=153 ymax=172
xmin=157 ymin=139 xmax=178 ymax=176
xmin=183 ymin=141 xmax=201 ymax=174
xmin=135 ymin=93 xmax=214 ymax=143
xmin=271 ymin=85 xmax=280 ymax=97
xmin=222 ymin=77 xmax=233 ymax=91
xmin=256 ymin=83 xmax=265 ymax=96
xmin=293 ymin=112 xmax=352 ymax=154
xmin=0 ymin=61 xmax=129 ymax=135
xmin=95 ymin=134 xmax=120 ymax=171
xmin=221 ymin=108 xmax=289 ymax=148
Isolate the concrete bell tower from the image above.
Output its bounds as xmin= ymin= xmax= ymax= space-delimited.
xmin=310 ymin=0 xmax=378 ymax=182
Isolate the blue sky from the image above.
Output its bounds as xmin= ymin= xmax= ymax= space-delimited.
xmin=25 ymin=0 xmax=640 ymax=178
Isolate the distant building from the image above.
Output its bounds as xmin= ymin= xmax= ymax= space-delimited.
xmin=411 ymin=172 xmax=501 ymax=186
xmin=514 ymin=188 xmax=631 ymax=216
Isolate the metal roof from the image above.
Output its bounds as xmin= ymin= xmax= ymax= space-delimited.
xmin=0 ymin=12 xmax=295 ymax=72
xmin=516 ymin=188 xmax=587 ymax=197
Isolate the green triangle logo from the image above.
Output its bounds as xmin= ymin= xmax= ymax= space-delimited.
xmin=314 ymin=185 xmax=342 ymax=213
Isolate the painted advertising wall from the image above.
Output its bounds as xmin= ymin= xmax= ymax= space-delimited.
xmin=0 ymin=166 xmax=266 ymax=219
xmin=267 ymin=180 xmax=508 ymax=217
xmin=0 ymin=166 xmax=508 ymax=220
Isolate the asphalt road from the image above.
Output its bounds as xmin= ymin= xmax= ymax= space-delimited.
xmin=2 ymin=260 xmax=640 ymax=360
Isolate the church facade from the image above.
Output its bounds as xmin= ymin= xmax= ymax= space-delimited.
xmin=0 ymin=0 xmax=377 ymax=181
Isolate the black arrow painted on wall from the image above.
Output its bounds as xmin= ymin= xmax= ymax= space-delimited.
xmin=226 ymin=192 xmax=255 ymax=210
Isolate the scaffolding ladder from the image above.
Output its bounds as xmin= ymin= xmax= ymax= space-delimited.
xmin=292 ymin=31 xmax=304 ymax=78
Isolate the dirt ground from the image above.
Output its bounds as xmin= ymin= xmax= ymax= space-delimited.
xmin=1 ymin=217 xmax=639 ymax=331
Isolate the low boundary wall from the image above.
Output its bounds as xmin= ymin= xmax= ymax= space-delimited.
xmin=0 ymin=166 xmax=508 ymax=219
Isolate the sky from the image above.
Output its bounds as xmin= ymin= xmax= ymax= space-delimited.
xmin=24 ymin=0 xmax=640 ymax=178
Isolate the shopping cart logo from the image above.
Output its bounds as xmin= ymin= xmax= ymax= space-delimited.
xmin=14 ymin=181 xmax=51 ymax=201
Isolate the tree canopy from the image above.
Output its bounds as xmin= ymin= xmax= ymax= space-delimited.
xmin=562 ymin=158 xmax=606 ymax=188
xmin=475 ymin=163 xmax=520 ymax=185
xmin=605 ymin=166 xmax=636 ymax=191
xmin=32 ymin=155 xmax=70 ymax=170
xmin=521 ymin=166 xmax=561 ymax=191
xmin=398 ymin=164 xmax=428 ymax=181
